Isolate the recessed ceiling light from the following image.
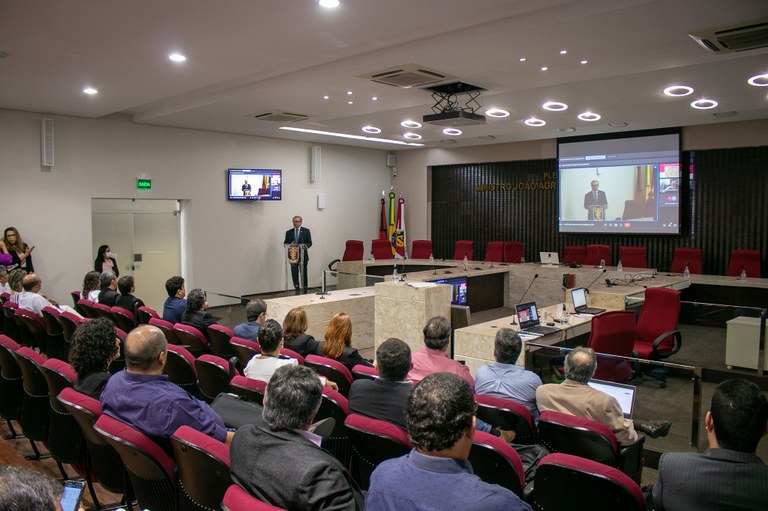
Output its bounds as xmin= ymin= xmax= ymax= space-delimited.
xmin=524 ymin=117 xmax=546 ymax=127
xmin=346 ymin=91 xmax=353 ymax=95
xmin=558 ymin=127 xmax=576 ymax=133
xmin=609 ymin=122 xmax=628 ymax=128
xmin=577 ymin=111 xmax=601 ymax=121
xmin=691 ymin=98 xmax=718 ymax=110
xmin=318 ymin=0 xmax=340 ymax=8
xmin=400 ymin=120 xmax=422 ymax=129
xmin=168 ymin=53 xmax=186 ymax=62
xmin=371 ymin=96 xmax=378 ymax=101
xmin=747 ymin=73 xmax=768 ymax=87
xmin=83 ymin=87 xmax=98 ymax=95
xmin=362 ymin=126 xmax=381 ymax=134
xmin=323 ymin=95 xmax=330 ymax=100
xmin=442 ymin=128 xmax=462 ymax=136
xmin=541 ymin=66 xmax=549 ymax=71
xmin=280 ymin=126 xmax=423 ymax=147
xmin=580 ymin=60 xmax=588 ymax=64
xmin=347 ymin=101 xmax=353 ymax=105
xmin=542 ymin=101 xmax=568 ymax=111
xmin=485 ymin=108 xmax=510 ymax=118
xmin=403 ymin=132 xmax=422 ymax=140
xmin=559 ymin=49 xmax=568 ymax=55
xmin=519 ymin=57 xmax=527 ymax=62
xmin=663 ymin=85 xmax=694 ymax=97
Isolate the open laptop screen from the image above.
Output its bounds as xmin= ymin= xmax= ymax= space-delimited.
xmin=571 ymin=287 xmax=588 ymax=309
xmin=515 ymin=302 xmax=540 ymax=328
xmin=587 ymin=378 xmax=636 ymax=418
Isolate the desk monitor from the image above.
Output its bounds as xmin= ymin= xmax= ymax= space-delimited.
xmin=587 ymin=378 xmax=637 ymax=418
xmin=434 ymin=277 xmax=468 ymax=306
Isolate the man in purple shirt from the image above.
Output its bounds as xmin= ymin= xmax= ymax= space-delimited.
xmin=407 ymin=316 xmax=474 ymax=387
xmin=100 ymin=324 xmax=233 ymax=444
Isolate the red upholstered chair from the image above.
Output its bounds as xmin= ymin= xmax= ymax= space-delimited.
xmin=164 ymin=344 xmax=202 ymax=398
xmin=315 ymin=387 xmax=351 ymax=465
xmin=345 ymin=413 xmax=411 ymax=490
xmin=410 ymin=239 xmax=433 ymax=259
xmin=2 ymin=301 xmax=20 ymax=342
xmin=727 ymin=249 xmax=761 ymax=278
xmin=41 ymin=306 xmax=67 ymax=361
xmin=77 ymin=299 xmax=99 ymax=319
xmin=195 ymin=354 xmax=236 ymax=403
xmin=111 ymin=306 xmax=136 ymax=332
xmin=173 ymin=323 xmax=209 ymax=358
xmin=14 ymin=307 xmax=47 ymax=353
xmin=171 ymin=425 xmax=231 ymax=511
xmin=15 ymin=347 xmax=52 ymax=459
xmin=149 ymin=317 xmax=182 ymax=345
xmin=305 ymin=354 xmax=353 ymax=396
xmin=230 ymin=336 xmax=261 ymax=372
xmin=57 ymin=310 xmax=82 ymax=347
xmin=351 ymin=364 xmax=379 ymax=381
xmin=92 ymin=302 xmax=115 ymax=321
xmin=207 ymin=324 xmax=236 ymax=358
xmin=528 ymin=453 xmax=646 ymax=511
xmin=469 ymin=430 xmax=526 ymax=496
xmin=563 ymin=245 xmax=587 ymax=265
xmin=670 ymin=247 xmax=703 ymax=274
xmin=453 ymin=240 xmax=474 ymax=261
xmin=280 ymin=347 xmax=305 ymax=365
xmin=94 ymin=414 xmax=177 ymax=511
xmin=484 ymin=241 xmax=505 ymax=263
xmin=229 ymin=375 xmax=267 ymax=405
xmin=633 ymin=288 xmax=682 ymax=387
xmin=222 ymin=484 xmax=287 ymax=511
xmin=70 ymin=290 xmax=82 ymax=312
xmin=589 ymin=310 xmax=637 ymax=384
xmin=0 ymin=335 xmax=24 ymax=439
xmin=619 ymin=246 xmax=647 ymax=268
xmin=537 ymin=410 xmax=645 ymax=484
xmin=474 ymin=394 xmax=537 ymax=445
xmin=328 ymin=240 xmax=365 ymax=271
xmin=371 ymin=239 xmax=394 ymax=260
xmin=584 ymin=244 xmax=611 ymax=266
xmin=137 ymin=305 xmax=159 ymax=325
xmin=40 ymin=359 xmax=83 ymax=479
xmin=504 ymin=241 xmax=526 ymax=264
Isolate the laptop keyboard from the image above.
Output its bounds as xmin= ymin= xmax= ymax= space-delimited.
xmin=523 ymin=324 xmax=560 ymax=335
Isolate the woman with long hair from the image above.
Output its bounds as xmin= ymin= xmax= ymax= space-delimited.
xmin=318 ymin=312 xmax=372 ymax=371
xmin=2 ymin=227 xmax=34 ymax=272
xmin=7 ymin=269 xmax=27 ymax=302
xmin=282 ymin=307 xmax=320 ymax=357
xmin=94 ymin=244 xmax=119 ymax=276
xmin=81 ymin=270 xmax=101 ymax=302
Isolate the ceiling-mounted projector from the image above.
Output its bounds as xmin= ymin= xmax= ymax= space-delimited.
xmin=423 ymin=110 xmax=486 ymax=126
xmin=422 ymin=80 xmax=487 ymax=126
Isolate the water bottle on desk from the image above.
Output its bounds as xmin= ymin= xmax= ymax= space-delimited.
xmin=429 ymin=253 xmax=434 ymax=263
xmin=392 ymin=265 xmax=398 ymax=281
xmin=683 ymin=264 xmax=690 ymax=278
xmin=599 ymin=259 xmax=605 ymax=270
xmin=739 ymin=267 xmax=747 ymax=282
xmin=463 ymin=254 xmax=468 ymax=271
xmin=617 ymin=259 xmax=623 ymax=273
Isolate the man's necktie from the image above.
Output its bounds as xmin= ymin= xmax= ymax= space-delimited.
xmin=295 ymin=229 xmax=299 ymax=242
xmin=594 ymin=191 xmax=598 ymax=201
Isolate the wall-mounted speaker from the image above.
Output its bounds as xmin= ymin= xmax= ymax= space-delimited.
xmin=386 ymin=153 xmax=396 ymax=167
xmin=310 ymin=146 xmax=321 ymax=183
xmin=41 ymin=118 xmax=54 ymax=167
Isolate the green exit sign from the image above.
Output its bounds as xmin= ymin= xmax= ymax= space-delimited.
xmin=137 ymin=179 xmax=152 ymax=189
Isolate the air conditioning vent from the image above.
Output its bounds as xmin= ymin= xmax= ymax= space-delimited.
xmin=689 ymin=16 xmax=768 ymax=53
xmin=360 ymin=64 xmax=454 ymax=88
xmin=252 ymin=112 xmax=309 ymax=122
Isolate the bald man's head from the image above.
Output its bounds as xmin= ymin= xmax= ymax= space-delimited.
xmin=21 ymin=273 xmax=42 ymax=292
xmin=564 ymin=346 xmax=597 ymax=383
xmin=124 ymin=325 xmax=167 ymax=373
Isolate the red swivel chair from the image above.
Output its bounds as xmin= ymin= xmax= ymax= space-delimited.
xmin=305 ymin=354 xmax=354 ymax=396
xmin=70 ymin=290 xmax=82 ymax=314
xmin=504 ymin=241 xmax=525 ymax=263
xmin=111 ymin=306 xmax=136 ymax=332
xmin=195 ymin=354 xmax=236 ymax=403
xmin=14 ymin=308 xmax=47 ymax=353
xmin=633 ymin=288 xmax=682 ymax=387
xmin=40 ymin=359 xmax=83 ymax=479
xmin=563 ymin=245 xmax=587 ymax=265
xmin=173 ymin=323 xmax=209 ymax=358
xmin=484 ymin=242 xmax=505 ymax=263
xmin=619 ymin=246 xmax=647 ymax=268
xmin=207 ymin=324 xmax=236 ymax=359
xmin=315 ymin=386 xmax=351 ymax=466
xmin=727 ymin=249 xmax=761 ymax=278
xmin=229 ymin=375 xmax=267 ymax=405
xmin=41 ymin=306 xmax=67 ymax=361
xmin=328 ymin=240 xmax=365 ymax=271
xmin=475 ymin=394 xmax=537 ymax=445
xmin=589 ymin=310 xmax=637 ymax=384
xmin=94 ymin=414 xmax=177 ymax=511
xmin=15 ymin=346 xmax=52 ymax=460
xmin=149 ymin=317 xmax=182 ymax=345
xmin=371 ymin=239 xmax=394 ymax=260
xmin=0 ymin=335 xmax=24 ymax=439
xmin=670 ymin=247 xmax=703 ymax=274
xmin=222 ymin=484 xmax=287 ymax=511
xmin=538 ymin=410 xmax=645 ymax=484
xmin=351 ymin=364 xmax=379 ymax=381
xmin=344 ymin=413 xmax=411 ymax=490
xmin=453 ymin=240 xmax=474 ymax=261
xmin=171 ymin=425 xmax=231 ymax=511
xmin=528 ymin=453 xmax=646 ymax=511
xmin=585 ymin=244 xmax=611 ymax=266
xmin=137 ymin=305 xmax=159 ymax=325
xmin=164 ymin=344 xmax=202 ymax=398
xmin=468 ymin=431 xmax=526 ymax=497
xmin=230 ymin=337 xmax=261 ymax=372
xmin=410 ymin=240 xmax=433 ymax=259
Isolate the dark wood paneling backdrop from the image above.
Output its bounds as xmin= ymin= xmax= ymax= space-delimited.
xmin=431 ymin=146 xmax=767 ymax=276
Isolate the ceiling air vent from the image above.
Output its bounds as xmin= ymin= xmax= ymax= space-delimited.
xmin=359 ymin=64 xmax=454 ymax=88
xmin=689 ymin=16 xmax=768 ymax=53
xmin=252 ymin=112 xmax=309 ymax=122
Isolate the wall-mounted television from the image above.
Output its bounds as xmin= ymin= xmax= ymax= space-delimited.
xmin=434 ymin=276 xmax=468 ymax=306
xmin=557 ymin=128 xmax=681 ymax=234
xmin=227 ymin=168 xmax=282 ymax=201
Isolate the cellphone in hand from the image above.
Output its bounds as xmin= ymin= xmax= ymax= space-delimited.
xmin=60 ymin=480 xmax=85 ymax=511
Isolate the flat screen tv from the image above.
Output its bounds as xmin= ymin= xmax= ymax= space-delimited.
xmin=557 ymin=128 xmax=680 ymax=234
xmin=227 ymin=168 xmax=282 ymax=201
xmin=434 ymin=277 xmax=468 ymax=306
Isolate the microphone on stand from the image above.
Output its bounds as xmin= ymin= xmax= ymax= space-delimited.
xmin=584 ymin=269 xmax=607 ymax=293
xmin=512 ymin=273 xmax=538 ymax=325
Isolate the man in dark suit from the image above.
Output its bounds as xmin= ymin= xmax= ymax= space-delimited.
xmin=283 ymin=215 xmax=312 ymax=294
xmin=97 ymin=271 xmax=119 ymax=306
xmin=653 ymin=378 xmax=768 ymax=511
xmin=583 ymin=179 xmax=608 ymax=220
xmin=230 ymin=364 xmax=364 ymax=511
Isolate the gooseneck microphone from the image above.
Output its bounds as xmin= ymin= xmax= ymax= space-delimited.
xmin=512 ymin=273 xmax=539 ymax=325
xmin=584 ymin=269 xmax=607 ymax=293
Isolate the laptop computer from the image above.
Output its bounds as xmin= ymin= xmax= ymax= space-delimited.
xmin=539 ymin=251 xmax=560 ymax=265
xmin=570 ymin=287 xmax=606 ymax=315
xmin=515 ymin=302 xmax=561 ymax=336
xmin=587 ymin=378 xmax=637 ymax=418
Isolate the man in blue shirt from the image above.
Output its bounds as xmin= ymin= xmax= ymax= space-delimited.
xmin=366 ymin=373 xmax=532 ymax=511
xmin=162 ymin=275 xmax=187 ymax=324
xmin=233 ymin=298 xmax=267 ymax=341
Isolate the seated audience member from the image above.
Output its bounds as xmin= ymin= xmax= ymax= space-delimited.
xmin=366 ymin=373 xmax=532 ymax=511
xmin=100 ymin=324 xmax=232 ymax=444
xmin=231 ymin=364 xmax=364 ymax=511
xmin=283 ymin=307 xmax=321 ymax=357
xmin=244 ymin=319 xmax=297 ymax=381
xmin=7 ymin=268 xmax=27 ymax=302
xmin=15 ymin=273 xmax=65 ymax=316
xmin=94 ymin=244 xmax=119 ymax=277
xmin=81 ymin=270 xmax=101 ymax=302
xmin=653 ymin=379 xmax=768 ymax=511
xmin=180 ymin=288 xmax=217 ymax=335
xmin=234 ymin=298 xmax=267 ymax=341
xmin=475 ymin=328 xmax=542 ymax=422
xmin=97 ymin=271 xmax=119 ymax=306
xmin=0 ymin=266 xmax=10 ymax=294
xmin=0 ymin=465 xmax=62 ymax=511
xmin=115 ymin=275 xmax=145 ymax=317
xmin=317 ymin=312 xmax=373 ymax=371
xmin=408 ymin=316 xmax=474 ymax=387
xmin=536 ymin=347 xmax=671 ymax=445
xmin=162 ymin=275 xmax=186 ymax=324
xmin=69 ymin=317 xmax=121 ymax=399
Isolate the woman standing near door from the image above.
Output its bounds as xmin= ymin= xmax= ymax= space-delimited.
xmin=94 ymin=244 xmax=119 ymax=277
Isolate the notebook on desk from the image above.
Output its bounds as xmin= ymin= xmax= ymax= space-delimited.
xmin=571 ymin=287 xmax=606 ymax=315
xmin=515 ymin=302 xmax=561 ymax=336
xmin=539 ymin=251 xmax=560 ymax=265
xmin=587 ymin=378 xmax=637 ymax=418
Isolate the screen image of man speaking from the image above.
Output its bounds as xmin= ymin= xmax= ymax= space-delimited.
xmin=584 ymin=180 xmax=608 ymax=220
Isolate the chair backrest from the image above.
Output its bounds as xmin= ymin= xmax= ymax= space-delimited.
xmin=371 ymin=239 xmax=393 ymax=260
xmin=110 ymin=306 xmax=136 ymax=331
xmin=621 ymin=199 xmax=646 ymax=220
xmin=316 ymin=387 xmax=351 ymax=465
xmin=410 ymin=239 xmax=433 ymax=259
xmin=342 ymin=240 xmax=365 ymax=262
xmin=344 ymin=413 xmax=411 ymax=490
xmin=15 ymin=346 xmax=50 ymax=441
xmin=92 ymin=302 xmax=115 ymax=320
xmin=538 ymin=410 xmax=619 ymax=468
xmin=171 ymin=425 xmax=231 ymax=511
xmin=529 ymin=453 xmax=646 ymax=511
xmin=57 ymin=311 xmax=82 ymax=344
xmin=2 ymin=302 xmax=19 ymax=341
xmin=504 ymin=241 xmax=525 ymax=263
xmin=94 ymin=414 xmax=177 ymax=511
xmin=230 ymin=337 xmax=261 ymax=370
xmin=163 ymin=344 xmax=201 ymax=398
xmin=635 ymin=287 xmax=681 ymax=354
xmin=727 ymin=249 xmax=761 ymax=277
xmin=0 ymin=335 xmax=24 ymax=422
xmin=40 ymin=305 xmax=62 ymax=335
xmin=137 ymin=305 xmax=159 ymax=325
xmin=563 ymin=245 xmax=587 ymax=265
xmin=279 ymin=347 xmax=305 ymax=365
xmin=453 ymin=240 xmax=474 ymax=260
xmin=195 ymin=354 xmax=235 ymax=403
xmin=173 ymin=323 xmax=209 ymax=357
xmin=207 ymin=324 xmax=236 ymax=358
xmin=469 ymin=430 xmax=526 ymax=496
xmin=229 ymin=375 xmax=267 ymax=405
xmin=351 ymin=364 xmax=379 ymax=381
xmin=149 ymin=317 xmax=182 ymax=345
xmin=305 ymin=354 xmax=353 ymax=395
xmin=41 ymin=359 xmax=84 ymax=467
xmin=484 ymin=241 xmax=505 ymax=262
xmin=584 ymin=244 xmax=611 ymax=266
xmin=77 ymin=299 xmax=99 ymax=319
xmin=588 ymin=310 xmax=637 ymax=383
xmin=670 ymin=247 xmax=703 ymax=274
xmin=474 ymin=394 xmax=536 ymax=445
xmin=619 ymin=246 xmax=647 ymax=268
xmin=15 ymin=307 xmax=47 ymax=352
xmin=221 ymin=484 xmax=287 ymax=511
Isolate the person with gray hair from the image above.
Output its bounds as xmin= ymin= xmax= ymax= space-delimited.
xmin=234 ymin=298 xmax=267 ymax=341
xmin=231 ymin=364 xmax=364 ymax=510
xmin=97 ymin=270 xmax=118 ymax=306
xmin=407 ymin=316 xmax=474 ymax=387
xmin=180 ymin=288 xmax=217 ymax=334
xmin=0 ymin=465 xmax=62 ymax=511
xmin=475 ymin=328 xmax=542 ymax=421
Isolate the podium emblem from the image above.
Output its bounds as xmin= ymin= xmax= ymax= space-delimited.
xmin=288 ymin=244 xmax=300 ymax=265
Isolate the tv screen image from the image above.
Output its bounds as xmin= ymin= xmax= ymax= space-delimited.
xmin=227 ymin=168 xmax=282 ymax=201
xmin=434 ymin=277 xmax=468 ymax=306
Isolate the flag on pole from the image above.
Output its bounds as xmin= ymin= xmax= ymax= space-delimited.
xmin=392 ymin=196 xmax=406 ymax=258
xmin=379 ymin=196 xmax=387 ymax=240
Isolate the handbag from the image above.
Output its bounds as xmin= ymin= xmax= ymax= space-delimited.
xmin=210 ymin=392 xmax=264 ymax=429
